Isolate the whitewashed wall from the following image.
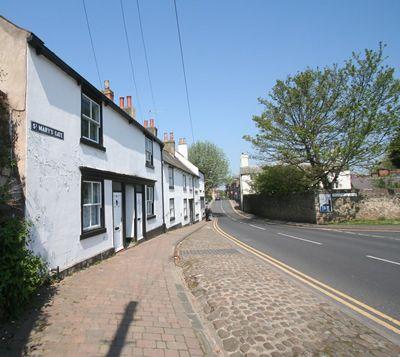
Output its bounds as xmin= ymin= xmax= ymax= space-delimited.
xmin=25 ymin=47 xmax=163 ymax=271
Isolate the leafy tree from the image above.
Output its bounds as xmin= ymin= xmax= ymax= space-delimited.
xmin=188 ymin=141 xmax=229 ymax=196
xmin=388 ymin=130 xmax=400 ymax=168
xmin=244 ymin=44 xmax=400 ymax=189
xmin=253 ymin=165 xmax=313 ymax=195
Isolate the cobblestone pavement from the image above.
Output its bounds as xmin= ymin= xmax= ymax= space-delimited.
xmin=177 ymin=223 xmax=400 ymax=356
xmin=1 ymin=223 xmax=212 ymax=357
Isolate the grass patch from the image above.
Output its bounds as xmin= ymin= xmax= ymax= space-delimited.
xmin=330 ymin=219 xmax=400 ymax=225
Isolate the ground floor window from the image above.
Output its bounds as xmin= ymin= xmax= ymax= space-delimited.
xmin=82 ymin=180 xmax=103 ymax=232
xmin=183 ymin=199 xmax=188 ymax=218
xmin=146 ymin=186 xmax=154 ymax=216
xmin=169 ymin=198 xmax=175 ymax=221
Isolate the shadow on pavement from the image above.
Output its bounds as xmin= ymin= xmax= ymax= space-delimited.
xmin=106 ymin=301 xmax=138 ymax=357
xmin=0 ymin=283 xmax=58 ymax=356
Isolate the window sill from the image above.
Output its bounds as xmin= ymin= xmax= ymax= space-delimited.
xmin=80 ymin=227 xmax=107 ymax=240
xmin=147 ymin=214 xmax=156 ymax=220
xmin=170 ymin=217 xmax=175 ymax=222
xmin=146 ymin=162 xmax=154 ymax=169
xmin=80 ymin=137 xmax=106 ymax=152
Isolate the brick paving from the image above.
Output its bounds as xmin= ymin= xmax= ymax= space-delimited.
xmin=177 ymin=223 xmax=400 ymax=356
xmin=1 ymin=223 xmax=212 ymax=357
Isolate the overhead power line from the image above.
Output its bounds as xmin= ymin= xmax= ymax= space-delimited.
xmin=172 ymin=0 xmax=195 ymax=143
xmin=82 ymin=0 xmax=102 ymax=88
xmin=120 ymin=0 xmax=143 ymax=120
xmin=136 ymin=0 xmax=158 ymax=119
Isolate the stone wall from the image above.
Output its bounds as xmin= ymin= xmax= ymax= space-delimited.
xmin=243 ymin=192 xmax=317 ymax=223
xmin=244 ymin=189 xmax=400 ymax=224
xmin=356 ymin=189 xmax=400 ymax=220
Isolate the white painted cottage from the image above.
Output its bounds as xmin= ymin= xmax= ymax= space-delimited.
xmin=163 ymin=135 xmax=205 ymax=229
xmin=0 ymin=17 xmax=169 ymax=273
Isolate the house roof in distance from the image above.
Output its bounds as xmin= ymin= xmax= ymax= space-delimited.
xmin=163 ymin=150 xmax=199 ymax=177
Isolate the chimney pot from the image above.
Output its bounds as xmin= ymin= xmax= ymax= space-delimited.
xmin=170 ymin=132 xmax=174 ymax=141
xmin=179 ymin=138 xmax=186 ymax=145
xmin=119 ymin=97 xmax=125 ymax=108
xmin=127 ymin=96 xmax=132 ymax=108
xmin=150 ymin=118 xmax=155 ymax=128
xmin=144 ymin=120 xmax=148 ymax=128
xmin=104 ymin=80 xmax=110 ymax=89
xmin=103 ymin=80 xmax=114 ymax=101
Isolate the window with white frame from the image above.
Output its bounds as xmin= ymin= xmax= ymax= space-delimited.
xmin=169 ymin=198 xmax=175 ymax=220
xmin=145 ymin=137 xmax=153 ymax=166
xmin=81 ymin=93 xmax=101 ymax=143
xmin=82 ymin=181 xmax=103 ymax=231
xmin=183 ymin=199 xmax=188 ymax=218
xmin=146 ymin=186 xmax=154 ymax=216
xmin=168 ymin=166 xmax=174 ymax=188
xmin=183 ymin=174 xmax=187 ymax=191
xmin=189 ymin=176 xmax=193 ymax=191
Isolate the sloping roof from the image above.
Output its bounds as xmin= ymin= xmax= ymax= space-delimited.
xmin=0 ymin=14 xmax=164 ymax=147
xmin=163 ymin=150 xmax=199 ymax=177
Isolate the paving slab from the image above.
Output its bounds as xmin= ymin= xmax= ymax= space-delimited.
xmin=0 ymin=222 xmax=214 ymax=357
xmin=177 ymin=223 xmax=400 ymax=356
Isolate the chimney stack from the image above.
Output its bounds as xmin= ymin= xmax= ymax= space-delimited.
xmin=123 ymin=95 xmax=136 ymax=119
xmin=177 ymin=138 xmax=188 ymax=159
xmin=146 ymin=118 xmax=158 ymax=137
xmin=103 ymin=80 xmax=114 ymax=101
xmin=119 ymin=97 xmax=125 ymax=108
xmin=144 ymin=120 xmax=148 ymax=128
xmin=240 ymin=153 xmax=249 ymax=168
xmin=164 ymin=131 xmax=175 ymax=154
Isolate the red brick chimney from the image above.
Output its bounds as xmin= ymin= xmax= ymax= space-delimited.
xmin=146 ymin=118 xmax=158 ymax=137
xmin=122 ymin=95 xmax=136 ymax=119
xmin=103 ymin=80 xmax=114 ymax=101
xmin=119 ymin=97 xmax=125 ymax=108
xmin=144 ymin=120 xmax=148 ymax=128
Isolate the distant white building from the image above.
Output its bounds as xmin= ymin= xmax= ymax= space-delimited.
xmin=163 ymin=135 xmax=205 ymax=229
xmin=239 ymin=153 xmax=261 ymax=209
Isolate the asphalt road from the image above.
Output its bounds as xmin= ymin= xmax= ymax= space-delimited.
xmin=213 ymin=200 xmax=400 ymax=321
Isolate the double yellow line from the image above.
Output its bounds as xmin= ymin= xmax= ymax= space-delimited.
xmin=213 ymin=218 xmax=400 ymax=335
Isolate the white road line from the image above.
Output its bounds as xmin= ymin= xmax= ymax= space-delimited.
xmin=366 ymin=255 xmax=400 ymax=266
xmin=248 ymin=224 xmax=266 ymax=231
xmin=278 ymin=232 xmax=322 ymax=245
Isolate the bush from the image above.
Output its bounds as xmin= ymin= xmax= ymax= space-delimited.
xmin=0 ymin=218 xmax=48 ymax=319
xmin=253 ymin=165 xmax=313 ymax=195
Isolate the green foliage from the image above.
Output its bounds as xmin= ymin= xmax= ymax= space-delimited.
xmin=188 ymin=141 xmax=230 ymax=195
xmin=245 ymin=44 xmax=400 ymax=189
xmin=373 ymin=177 xmax=400 ymax=189
xmin=0 ymin=218 xmax=48 ymax=319
xmin=253 ymin=165 xmax=313 ymax=195
xmin=388 ymin=131 xmax=400 ymax=168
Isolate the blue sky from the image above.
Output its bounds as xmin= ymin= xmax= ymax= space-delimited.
xmin=2 ymin=0 xmax=400 ymax=174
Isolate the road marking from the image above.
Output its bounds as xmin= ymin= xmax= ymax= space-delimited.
xmin=278 ymin=232 xmax=322 ymax=245
xmin=228 ymin=200 xmax=251 ymax=219
xmin=367 ymin=255 xmax=400 ymax=266
xmin=212 ymin=218 xmax=400 ymax=335
xmin=248 ymin=224 xmax=266 ymax=231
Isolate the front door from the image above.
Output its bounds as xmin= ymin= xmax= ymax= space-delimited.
xmin=113 ymin=192 xmax=124 ymax=252
xmin=136 ymin=192 xmax=144 ymax=240
xmin=189 ymin=199 xmax=194 ymax=223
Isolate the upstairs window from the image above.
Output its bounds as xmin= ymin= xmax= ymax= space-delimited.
xmin=145 ymin=137 xmax=153 ymax=167
xmin=168 ymin=167 xmax=174 ymax=189
xmin=146 ymin=186 xmax=154 ymax=216
xmin=81 ymin=93 xmax=101 ymax=143
xmin=183 ymin=174 xmax=187 ymax=191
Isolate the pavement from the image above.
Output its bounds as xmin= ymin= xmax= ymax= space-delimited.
xmin=216 ymin=200 xmax=400 ymax=322
xmin=177 ymin=220 xmax=400 ymax=356
xmin=0 ymin=222 xmax=215 ymax=357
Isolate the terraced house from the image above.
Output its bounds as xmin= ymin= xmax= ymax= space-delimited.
xmin=0 ymin=16 xmax=205 ymax=274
